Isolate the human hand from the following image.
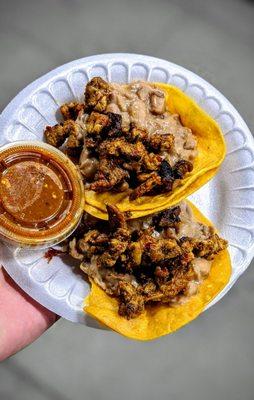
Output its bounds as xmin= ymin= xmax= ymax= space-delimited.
xmin=0 ymin=266 xmax=58 ymax=361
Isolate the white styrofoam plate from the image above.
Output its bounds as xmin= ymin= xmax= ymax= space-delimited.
xmin=0 ymin=53 xmax=254 ymax=326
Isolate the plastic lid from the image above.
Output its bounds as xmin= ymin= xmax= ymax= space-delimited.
xmin=0 ymin=141 xmax=84 ymax=248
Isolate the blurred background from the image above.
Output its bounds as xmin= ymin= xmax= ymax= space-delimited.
xmin=0 ymin=0 xmax=253 ymax=399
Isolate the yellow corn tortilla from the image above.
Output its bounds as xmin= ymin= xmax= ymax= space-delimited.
xmin=84 ymin=201 xmax=231 ymax=340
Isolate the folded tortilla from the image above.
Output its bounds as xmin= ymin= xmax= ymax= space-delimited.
xmin=84 ymin=201 xmax=231 ymax=340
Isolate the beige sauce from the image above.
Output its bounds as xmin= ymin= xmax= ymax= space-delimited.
xmin=177 ymin=202 xmax=214 ymax=240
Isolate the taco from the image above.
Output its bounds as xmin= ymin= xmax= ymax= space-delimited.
xmin=44 ymin=77 xmax=225 ymax=219
xmin=67 ymin=201 xmax=231 ymax=340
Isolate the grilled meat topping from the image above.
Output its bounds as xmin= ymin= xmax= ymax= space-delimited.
xmin=68 ymin=203 xmax=227 ymax=319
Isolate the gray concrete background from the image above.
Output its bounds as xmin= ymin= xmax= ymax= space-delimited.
xmin=0 ymin=0 xmax=253 ymax=399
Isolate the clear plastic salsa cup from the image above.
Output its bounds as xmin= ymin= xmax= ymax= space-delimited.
xmin=0 ymin=141 xmax=85 ymax=249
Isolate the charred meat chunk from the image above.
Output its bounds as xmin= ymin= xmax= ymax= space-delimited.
xmin=141 ymin=235 xmax=182 ymax=264
xmin=84 ymin=137 xmax=98 ymax=151
xmin=103 ymin=112 xmax=122 ymax=138
xmin=148 ymin=133 xmax=174 ymax=153
xmin=158 ymin=264 xmax=195 ymax=299
xmin=173 ymin=160 xmax=193 ymax=179
xmin=107 ymin=204 xmax=127 ymax=230
xmin=130 ymin=172 xmax=162 ymax=200
xmin=64 ymin=120 xmax=84 ymax=156
xmin=99 ymin=138 xmax=146 ymax=162
xmin=44 ymin=124 xmax=68 ymax=148
xmin=191 ymin=234 xmax=227 ymax=260
xmin=60 ymin=102 xmax=85 ymax=121
xmin=76 ymin=208 xmax=131 ymax=270
xmin=85 ymin=77 xmax=111 ymax=112
xmin=85 ymin=112 xmax=122 ymax=148
xmin=142 ymin=153 xmax=162 ymax=171
xmin=98 ymin=229 xmax=130 ymax=268
xmin=44 ymin=119 xmax=83 ymax=154
xmin=158 ymin=159 xmax=193 ymax=193
xmin=44 ymin=120 xmax=83 ymax=155
xmin=86 ymin=112 xmax=110 ymax=136
xmin=158 ymin=159 xmax=175 ymax=192
xmin=89 ymin=158 xmax=129 ymax=192
xmin=78 ymin=230 xmax=108 ymax=257
xmin=128 ymin=126 xmax=149 ymax=143
xmin=152 ymin=206 xmax=181 ymax=229
xmin=117 ymin=281 xmax=145 ymax=319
